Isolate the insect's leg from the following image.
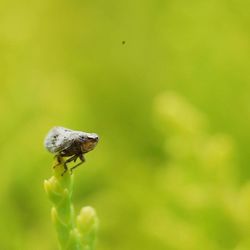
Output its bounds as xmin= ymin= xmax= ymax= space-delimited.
xmin=53 ymin=155 xmax=62 ymax=168
xmin=79 ymin=153 xmax=85 ymax=162
xmin=64 ymin=154 xmax=78 ymax=164
xmin=61 ymin=163 xmax=68 ymax=176
xmin=69 ymin=161 xmax=83 ymax=174
xmin=61 ymin=154 xmax=78 ymax=176
xmin=70 ymin=154 xmax=85 ymax=174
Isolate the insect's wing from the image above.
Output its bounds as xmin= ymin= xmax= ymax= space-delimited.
xmin=44 ymin=127 xmax=77 ymax=153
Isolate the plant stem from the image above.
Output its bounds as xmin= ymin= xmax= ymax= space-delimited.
xmin=44 ymin=160 xmax=98 ymax=250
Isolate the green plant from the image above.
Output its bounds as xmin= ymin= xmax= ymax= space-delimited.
xmin=44 ymin=161 xmax=98 ymax=250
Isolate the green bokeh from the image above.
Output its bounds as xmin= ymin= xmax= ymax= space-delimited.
xmin=0 ymin=0 xmax=249 ymax=249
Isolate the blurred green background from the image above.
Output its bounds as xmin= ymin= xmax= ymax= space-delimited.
xmin=0 ymin=0 xmax=250 ymax=249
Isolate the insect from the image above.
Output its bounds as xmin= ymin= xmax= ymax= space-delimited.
xmin=44 ymin=126 xmax=99 ymax=175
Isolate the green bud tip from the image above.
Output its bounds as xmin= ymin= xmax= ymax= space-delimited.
xmin=77 ymin=206 xmax=98 ymax=234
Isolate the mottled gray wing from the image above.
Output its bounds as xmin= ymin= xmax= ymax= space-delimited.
xmin=44 ymin=126 xmax=78 ymax=153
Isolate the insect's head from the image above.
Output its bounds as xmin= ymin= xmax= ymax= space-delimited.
xmin=80 ymin=133 xmax=99 ymax=153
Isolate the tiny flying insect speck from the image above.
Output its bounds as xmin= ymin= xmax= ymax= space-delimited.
xmin=44 ymin=126 xmax=99 ymax=175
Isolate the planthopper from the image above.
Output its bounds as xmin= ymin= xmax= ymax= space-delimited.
xmin=44 ymin=126 xmax=99 ymax=175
